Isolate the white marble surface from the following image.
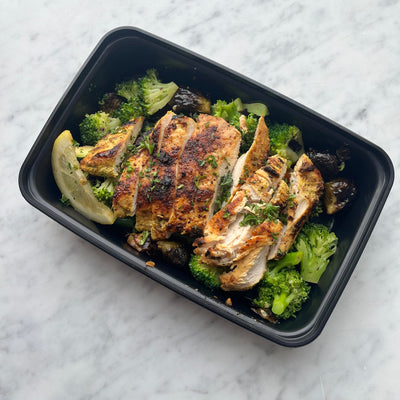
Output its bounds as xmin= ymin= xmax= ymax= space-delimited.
xmin=1 ymin=0 xmax=400 ymax=398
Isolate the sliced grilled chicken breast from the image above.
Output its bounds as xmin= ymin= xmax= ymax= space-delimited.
xmin=193 ymin=155 xmax=287 ymax=267
xmin=268 ymin=153 xmax=324 ymax=259
xmin=112 ymin=148 xmax=149 ymax=218
xmin=150 ymin=115 xmax=196 ymax=240
xmin=166 ymin=114 xmax=241 ymax=236
xmin=80 ymin=117 xmax=144 ymax=178
xmin=135 ymin=112 xmax=175 ymax=232
xmin=219 ymin=220 xmax=283 ymax=291
xmin=218 ymin=180 xmax=289 ymax=291
xmin=230 ymin=116 xmax=270 ymax=198
xmin=112 ymin=113 xmax=173 ymax=219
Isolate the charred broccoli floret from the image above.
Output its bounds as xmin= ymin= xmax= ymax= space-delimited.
xmin=254 ymin=252 xmax=310 ymax=319
xmin=79 ymin=111 xmax=121 ymax=146
xmin=189 ymin=254 xmax=221 ymax=291
xmin=269 ymin=123 xmax=304 ymax=166
xmin=294 ymin=223 xmax=338 ymax=283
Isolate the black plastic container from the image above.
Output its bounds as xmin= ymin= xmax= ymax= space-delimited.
xmin=19 ymin=27 xmax=394 ymax=347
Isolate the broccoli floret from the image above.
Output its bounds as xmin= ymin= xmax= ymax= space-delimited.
xmin=269 ymin=123 xmax=304 ymax=166
xmin=211 ymin=99 xmax=261 ymax=153
xmin=254 ymin=252 xmax=310 ymax=319
xmin=212 ymin=99 xmax=238 ymax=121
xmin=113 ymin=70 xmax=178 ymax=122
xmin=113 ymin=79 xmax=145 ymax=123
xmin=79 ymin=111 xmax=121 ymax=146
xmin=294 ymin=223 xmax=338 ymax=283
xmin=92 ymin=178 xmax=116 ymax=208
xmin=189 ymin=254 xmax=221 ymax=291
xmin=139 ymin=69 xmax=178 ymax=115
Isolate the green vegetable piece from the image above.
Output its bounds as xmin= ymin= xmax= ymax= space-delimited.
xmin=189 ymin=254 xmax=221 ymax=291
xmin=91 ymin=178 xmax=116 ymax=208
xmin=79 ymin=111 xmax=121 ymax=146
xmin=268 ymin=123 xmax=304 ymax=166
xmin=294 ymin=223 xmax=338 ymax=283
xmin=254 ymin=252 xmax=310 ymax=319
xmin=242 ymin=102 xmax=269 ymax=116
xmin=211 ymin=99 xmax=261 ymax=154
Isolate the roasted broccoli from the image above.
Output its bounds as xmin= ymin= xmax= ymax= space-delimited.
xmin=79 ymin=111 xmax=121 ymax=146
xmin=269 ymin=123 xmax=304 ymax=166
xmin=253 ymin=252 xmax=310 ymax=319
xmin=113 ymin=69 xmax=178 ymax=123
xmin=140 ymin=69 xmax=179 ymax=115
xmin=211 ymin=99 xmax=262 ymax=153
xmin=294 ymin=223 xmax=338 ymax=283
xmin=189 ymin=254 xmax=221 ymax=291
xmin=92 ymin=178 xmax=116 ymax=208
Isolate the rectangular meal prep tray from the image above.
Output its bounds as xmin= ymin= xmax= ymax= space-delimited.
xmin=19 ymin=27 xmax=394 ymax=347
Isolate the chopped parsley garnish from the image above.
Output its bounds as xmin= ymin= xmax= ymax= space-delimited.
xmin=214 ymin=171 xmax=233 ymax=211
xmin=239 ymin=202 xmax=280 ymax=227
xmin=194 ymin=174 xmax=207 ymax=189
xmin=206 ymin=155 xmax=218 ymax=169
xmin=137 ymin=136 xmax=155 ymax=155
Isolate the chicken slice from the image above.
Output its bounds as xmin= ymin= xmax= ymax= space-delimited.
xmin=135 ymin=112 xmax=175 ymax=232
xmin=268 ymin=153 xmax=324 ymax=259
xmin=230 ymin=116 xmax=270 ymax=198
xmin=166 ymin=114 xmax=241 ymax=236
xmin=112 ymin=149 xmax=148 ymax=218
xmin=193 ymin=155 xmax=287 ymax=267
xmin=219 ymin=220 xmax=283 ymax=291
xmin=150 ymin=115 xmax=196 ymax=240
xmin=112 ymin=113 xmax=173 ymax=219
xmin=80 ymin=117 xmax=144 ymax=178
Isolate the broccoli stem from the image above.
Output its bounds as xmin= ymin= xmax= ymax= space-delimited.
xmin=269 ymin=251 xmax=303 ymax=275
xmin=272 ymin=292 xmax=296 ymax=315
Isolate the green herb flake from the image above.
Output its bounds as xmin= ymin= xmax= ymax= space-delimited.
xmin=139 ymin=231 xmax=150 ymax=246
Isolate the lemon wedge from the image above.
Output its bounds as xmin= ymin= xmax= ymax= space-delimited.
xmin=51 ymin=130 xmax=116 ymax=224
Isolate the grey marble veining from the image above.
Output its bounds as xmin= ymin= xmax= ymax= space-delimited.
xmin=1 ymin=0 xmax=400 ymax=399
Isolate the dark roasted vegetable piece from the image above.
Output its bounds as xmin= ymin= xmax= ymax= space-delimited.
xmin=99 ymin=92 xmax=126 ymax=114
xmin=307 ymin=147 xmax=350 ymax=181
xmin=169 ymin=87 xmax=211 ymax=114
xmin=156 ymin=241 xmax=190 ymax=267
xmin=324 ymin=178 xmax=357 ymax=214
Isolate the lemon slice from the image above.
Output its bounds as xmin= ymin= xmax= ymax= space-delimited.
xmin=51 ymin=130 xmax=116 ymax=224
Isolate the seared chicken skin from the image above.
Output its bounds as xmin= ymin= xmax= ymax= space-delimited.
xmin=268 ymin=153 xmax=324 ymax=259
xmin=166 ymin=114 xmax=241 ymax=236
xmin=80 ymin=117 xmax=144 ymax=178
